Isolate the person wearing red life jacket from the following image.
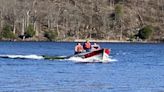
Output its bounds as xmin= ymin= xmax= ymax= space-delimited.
xmin=74 ymin=43 xmax=84 ymax=54
xmin=83 ymin=40 xmax=91 ymax=52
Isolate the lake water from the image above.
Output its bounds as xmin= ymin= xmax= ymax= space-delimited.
xmin=0 ymin=42 xmax=164 ymax=92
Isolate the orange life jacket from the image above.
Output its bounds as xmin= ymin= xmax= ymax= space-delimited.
xmin=84 ymin=42 xmax=91 ymax=49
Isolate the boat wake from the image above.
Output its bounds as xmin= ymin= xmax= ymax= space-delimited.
xmin=0 ymin=54 xmax=117 ymax=63
xmin=0 ymin=54 xmax=44 ymax=60
xmin=68 ymin=56 xmax=117 ymax=63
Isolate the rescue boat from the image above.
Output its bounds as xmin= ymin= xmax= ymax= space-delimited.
xmin=71 ymin=48 xmax=111 ymax=62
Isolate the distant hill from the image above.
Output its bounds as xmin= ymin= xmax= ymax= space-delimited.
xmin=0 ymin=0 xmax=164 ymax=42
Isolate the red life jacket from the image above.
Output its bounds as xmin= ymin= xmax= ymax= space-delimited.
xmin=84 ymin=42 xmax=91 ymax=49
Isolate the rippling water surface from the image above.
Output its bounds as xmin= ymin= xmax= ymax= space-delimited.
xmin=0 ymin=42 xmax=164 ymax=92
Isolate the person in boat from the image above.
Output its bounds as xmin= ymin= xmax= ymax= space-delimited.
xmin=91 ymin=43 xmax=100 ymax=51
xmin=74 ymin=43 xmax=84 ymax=54
xmin=83 ymin=40 xmax=91 ymax=52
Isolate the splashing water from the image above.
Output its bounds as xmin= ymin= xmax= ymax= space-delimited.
xmin=68 ymin=56 xmax=117 ymax=63
xmin=0 ymin=54 xmax=44 ymax=60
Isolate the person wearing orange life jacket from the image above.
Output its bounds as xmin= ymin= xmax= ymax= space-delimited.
xmin=83 ymin=40 xmax=91 ymax=52
xmin=74 ymin=43 xmax=84 ymax=54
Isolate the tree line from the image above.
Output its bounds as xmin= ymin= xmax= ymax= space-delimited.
xmin=0 ymin=0 xmax=164 ymax=42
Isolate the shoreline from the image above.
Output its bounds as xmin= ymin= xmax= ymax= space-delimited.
xmin=0 ymin=39 xmax=162 ymax=43
xmin=74 ymin=39 xmax=130 ymax=43
xmin=73 ymin=39 xmax=163 ymax=43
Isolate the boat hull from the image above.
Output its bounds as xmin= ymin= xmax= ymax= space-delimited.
xmin=72 ymin=48 xmax=110 ymax=62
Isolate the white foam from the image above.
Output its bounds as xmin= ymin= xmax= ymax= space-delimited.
xmin=0 ymin=54 xmax=44 ymax=60
xmin=68 ymin=56 xmax=117 ymax=63
xmin=68 ymin=57 xmax=88 ymax=62
xmin=108 ymin=58 xmax=118 ymax=62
